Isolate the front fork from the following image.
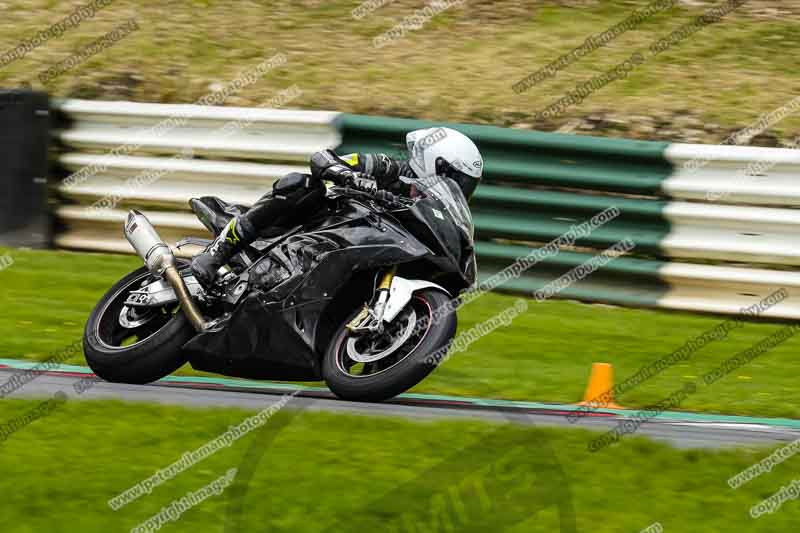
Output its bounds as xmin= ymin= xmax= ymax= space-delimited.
xmin=347 ymin=267 xmax=396 ymax=334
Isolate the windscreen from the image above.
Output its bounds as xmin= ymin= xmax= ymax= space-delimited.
xmin=409 ymin=175 xmax=475 ymax=243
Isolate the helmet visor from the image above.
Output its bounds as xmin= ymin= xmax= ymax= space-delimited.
xmin=439 ymin=162 xmax=479 ymax=200
xmin=451 ymin=170 xmax=478 ymax=200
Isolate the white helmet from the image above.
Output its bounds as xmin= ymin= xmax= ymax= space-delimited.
xmin=406 ymin=127 xmax=483 ymax=200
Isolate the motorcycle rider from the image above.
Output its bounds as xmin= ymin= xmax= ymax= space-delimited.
xmin=191 ymin=127 xmax=484 ymax=290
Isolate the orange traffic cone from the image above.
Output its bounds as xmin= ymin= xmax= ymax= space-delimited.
xmin=577 ymin=362 xmax=624 ymax=410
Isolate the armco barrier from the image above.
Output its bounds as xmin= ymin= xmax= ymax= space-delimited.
xmin=336 ymin=114 xmax=673 ymax=194
xmin=48 ymin=102 xmax=800 ymax=319
xmin=337 ymin=114 xmax=800 ymax=319
xmin=51 ymin=99 xmax=342 ymax=252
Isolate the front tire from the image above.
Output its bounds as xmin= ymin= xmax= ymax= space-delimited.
xmin=322 ymin=289 xmax=456 ymax=402
xmin=83 ymin=265 xmax=195 ymax=384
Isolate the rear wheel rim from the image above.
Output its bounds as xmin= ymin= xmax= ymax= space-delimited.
xmin=95 ymin=272 xmax=179 ymax=351
xmin=334 ymin=295 xmax=433 ymax=379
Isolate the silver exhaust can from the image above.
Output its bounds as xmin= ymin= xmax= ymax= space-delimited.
xmin=124 ymin=210 xmax=175 ymax=274
xmin=123 ymin=210 xmax=207 ymax=331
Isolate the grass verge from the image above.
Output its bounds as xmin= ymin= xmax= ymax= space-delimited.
xmin=0 ymin=398 xmax=797 ymax=532
xmin=0 ymin=1 xmax=798 ymax=143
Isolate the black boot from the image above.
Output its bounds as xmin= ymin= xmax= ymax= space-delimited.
xmin=191 ymin=217 xmax=250 ymax=290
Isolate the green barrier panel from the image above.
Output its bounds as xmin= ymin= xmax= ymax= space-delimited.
xmin=472 ymin=185 xmax=670 ymax=256
xmin=335 ymin=114 xmax=673 ymax=194
xmin=473 ymin=185 xmax=665 ymax=219
xmin=475 ymin=241 xmax=669 ymax=308
xmin=473 ymin=212 xmax=666 ymax=254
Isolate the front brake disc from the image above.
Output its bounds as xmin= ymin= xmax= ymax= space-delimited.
xmin=346 ymin=308 xmax=417 ymax=364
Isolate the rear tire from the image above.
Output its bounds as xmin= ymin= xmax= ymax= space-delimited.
xmin=322 ymin=289 xmax=456 ymax=402
xmin=83 ymin=265 xmax=195 ymax=384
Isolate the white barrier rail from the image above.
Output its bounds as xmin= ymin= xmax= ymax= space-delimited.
xmin=663 ymin=143 xmax=800 ymax=206
xmin=54 ymin=99 xmax=341 ymax=161
xmin=52 ymin=99 xmax=341 ymax=251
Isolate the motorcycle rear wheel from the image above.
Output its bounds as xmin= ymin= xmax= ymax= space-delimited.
xmin=83 ymin=265 xmax=195 ymax=384
xmin=322 ymin=288 xmax=457 ymax=402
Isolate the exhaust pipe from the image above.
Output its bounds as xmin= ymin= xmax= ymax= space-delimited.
xmin=124 ymin=210 xmax=207 ymax=331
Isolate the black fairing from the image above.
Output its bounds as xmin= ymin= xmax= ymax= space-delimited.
xmin=183 ymin=183 xmax=476 ymax=381
xmin=396 ymin=176 xmax=477 ymax=287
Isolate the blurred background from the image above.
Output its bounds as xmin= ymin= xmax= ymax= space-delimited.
xmin=1 ymin=1 xmax=800 ymax=531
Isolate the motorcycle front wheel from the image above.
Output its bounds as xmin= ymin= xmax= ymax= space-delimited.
xmin=83 ymin=265 xmax=195 ymax=384
xmin=322 ymin=288 xmax=457 ymax=402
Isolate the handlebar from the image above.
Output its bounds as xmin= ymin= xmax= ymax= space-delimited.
xmin=334 ymin=185 xmax=415 ymax=210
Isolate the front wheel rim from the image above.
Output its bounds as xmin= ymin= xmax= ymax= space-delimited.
xmin=334 ymin=295 xmax=433 ymax=379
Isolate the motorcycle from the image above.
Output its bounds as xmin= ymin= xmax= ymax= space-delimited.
xmin=83 ymin=176 xmax=476 ymax=402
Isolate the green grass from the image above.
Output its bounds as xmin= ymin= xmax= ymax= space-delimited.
xmin=0 ymin=1 xmax=799 ymax=143
xmin=0 ymin=398 xmax=797 ymax=532
xmin=3 ymin=247 xmax=800 ymax=420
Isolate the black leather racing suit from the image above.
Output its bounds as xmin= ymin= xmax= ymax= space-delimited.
xmin=191 ymin=149 xmax=419 ymax=289
xmin=234 ymin=150 xmax=416 ymax=238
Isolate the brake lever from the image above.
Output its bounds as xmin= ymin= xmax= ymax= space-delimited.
xmin=342 ymin=185 xmax=412 ymax=211
xmin=383 ymin=196 xmax=414 ymax=210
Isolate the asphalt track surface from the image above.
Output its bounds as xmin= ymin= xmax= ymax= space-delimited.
xmin=3 ymin=359 xmax=800 ymax=450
